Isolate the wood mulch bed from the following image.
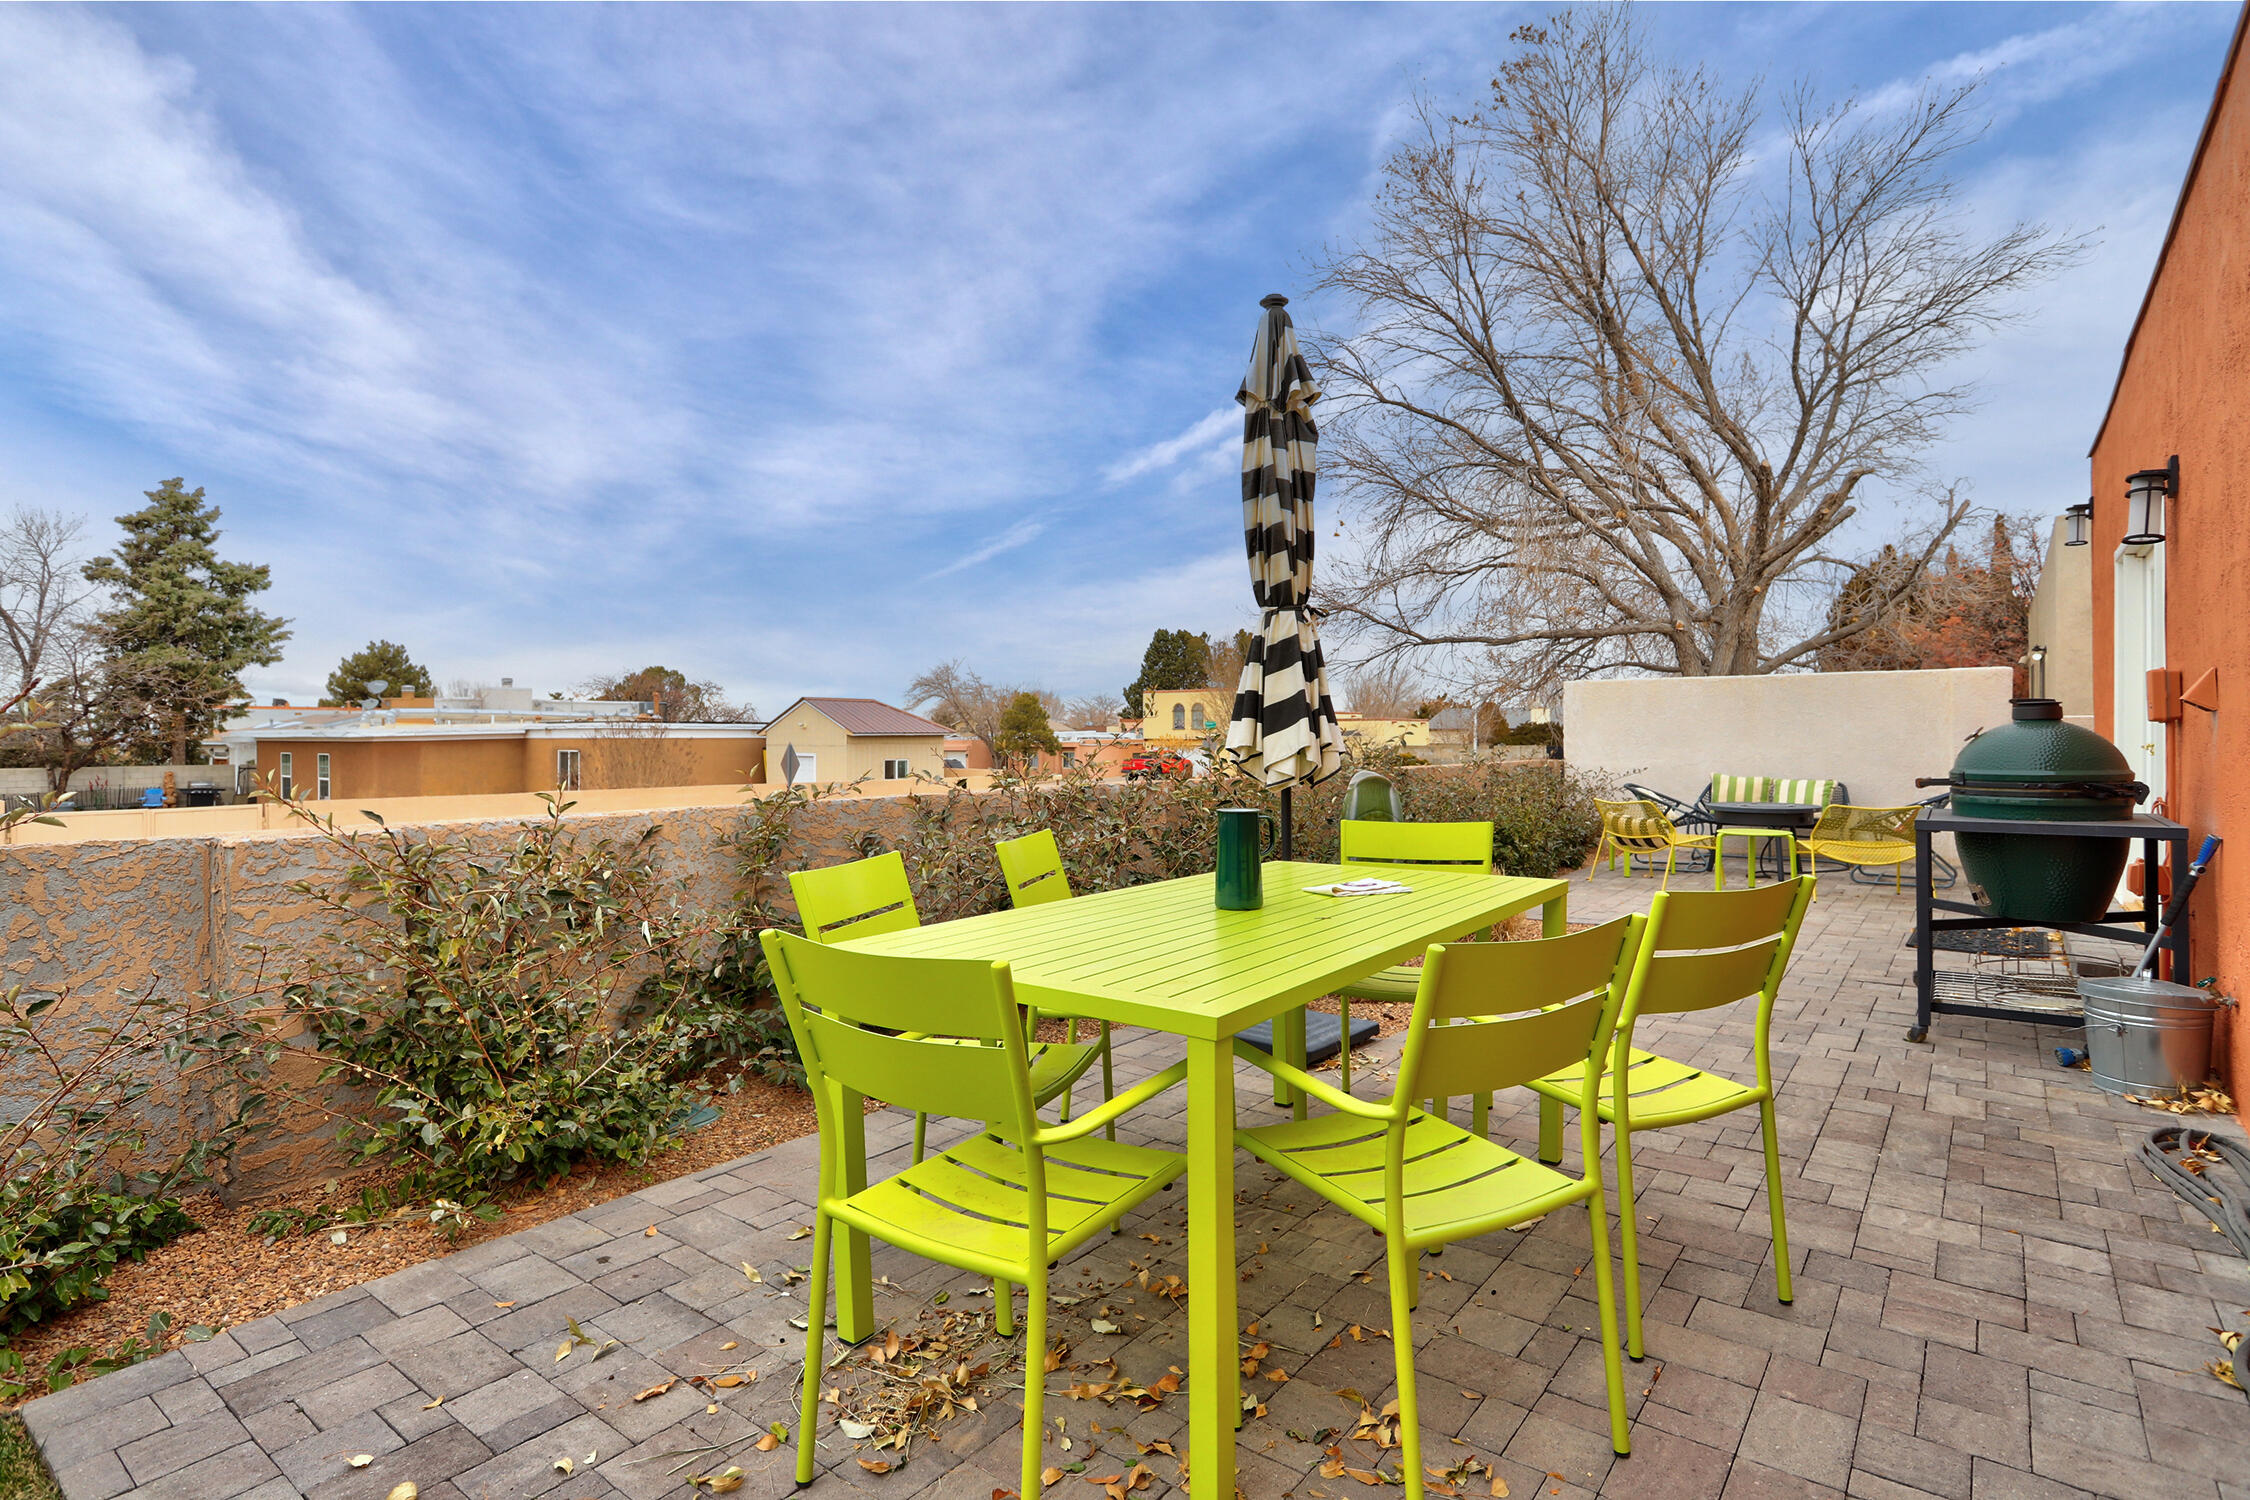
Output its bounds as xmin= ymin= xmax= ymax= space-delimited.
xmin=4 ymin=1069 xmax=828 ymax=1406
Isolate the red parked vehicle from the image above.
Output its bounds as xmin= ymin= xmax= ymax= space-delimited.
xmin=1121 ymin=751 xmax=1192 ymax=779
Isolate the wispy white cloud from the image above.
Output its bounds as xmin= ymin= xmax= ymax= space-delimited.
xmin=1102 ymin=406 xmax=1238 ymax=486
xmin=924 ymin=518 xmax=1048 ymax=582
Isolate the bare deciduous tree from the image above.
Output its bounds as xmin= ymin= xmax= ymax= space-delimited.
xmin=1063 ymin=693 xmax=1120 ymax=730
xmin=0 ymin=508 xmax=91 ymax=698
xmin=1341 ymin=663 xmax=1427 ymax=718
xmin=908 ymin=661 xmax=1062 ymax=754
xmin=1317 ymin=8 xmax=2079 ymax=688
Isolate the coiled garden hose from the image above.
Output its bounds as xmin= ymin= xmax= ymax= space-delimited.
xmin=2135 ymin=1125 xmax=2250 ymax=1261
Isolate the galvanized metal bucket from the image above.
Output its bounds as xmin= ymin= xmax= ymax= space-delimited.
xmin=2076 ymin=976 xmax=2220 ymax=1095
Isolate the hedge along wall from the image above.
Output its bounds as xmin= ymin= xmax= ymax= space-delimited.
xmin=0 ymin=763 xmax=1592 ymax=1195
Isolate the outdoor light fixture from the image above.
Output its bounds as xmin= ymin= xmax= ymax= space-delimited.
xmin=2063 ymin=501 xmax=2091 ymax=547
xmin=2124 ymin=457 xmax=2176 ymax=546
xmin=2028 ymin=645 xmax=2048 ymax=699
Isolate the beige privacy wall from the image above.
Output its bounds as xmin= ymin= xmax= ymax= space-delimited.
xmin=1563 ymin=666 xmax=2016 ymax=809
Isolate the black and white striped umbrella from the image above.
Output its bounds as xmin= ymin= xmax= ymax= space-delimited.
xmin=1225 ymin=294 xmax=1343 ymax=795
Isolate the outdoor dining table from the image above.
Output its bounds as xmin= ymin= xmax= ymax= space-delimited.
xmin=835 ymin=859 xmax=1568 ymax=1494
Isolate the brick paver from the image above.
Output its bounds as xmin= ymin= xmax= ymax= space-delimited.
xmin=21 ymin=874 xmax=2250 ymax=1499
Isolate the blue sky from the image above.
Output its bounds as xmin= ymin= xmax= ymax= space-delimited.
xmin=0 ymin=3 xmax=2234 ymax=714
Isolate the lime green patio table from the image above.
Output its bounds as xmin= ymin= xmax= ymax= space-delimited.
xmin=837 ymin=859 xmax=1566 ymax=1494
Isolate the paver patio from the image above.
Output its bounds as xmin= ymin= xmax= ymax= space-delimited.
xmin=22 ymin=873 xmax=2250 ymax=1500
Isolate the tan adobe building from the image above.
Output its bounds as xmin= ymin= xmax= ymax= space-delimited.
xmin=761 ymin=697 xmax=951 ymax=783
xmin=239 ymin=721 xmax=766 ymax=800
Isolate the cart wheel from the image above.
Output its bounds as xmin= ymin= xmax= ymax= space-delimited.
xmin=1905 ymin=1027 xmax=1928 ymax=1044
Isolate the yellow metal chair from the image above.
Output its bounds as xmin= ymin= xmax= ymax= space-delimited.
xmin=788 ymin=852 xmax=1107 ymax=1162
xmin=1592 ymin=797 xmax=1717 ymax=889
xmin=1327 ymin=819 xmax=1494 ymax=1095
xmin=1525 ymin=878 xmax=1815 ymax=1360
xmin=993 ymin=830 xmax=1116 ymax=1136
xmin=1238 ymin=917 xmax=1644 ymax=1486
xmin=760 ymin=929 xmax=1186 ymax=1500
xmin=1804 ymin=804 xmax=1921 ymax=893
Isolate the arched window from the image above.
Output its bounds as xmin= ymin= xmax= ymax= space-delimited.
xmin=1172 ymin=704 xmax=1186 ymax=730
xmin=1192 ymin=703 xmax=1209 ymax=730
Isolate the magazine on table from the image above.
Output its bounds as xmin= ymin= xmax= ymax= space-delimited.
xmin=1302 ymin=877 xmax=1414 ymax=897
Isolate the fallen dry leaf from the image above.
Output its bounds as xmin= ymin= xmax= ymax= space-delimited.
xmin=633 ymin=1380 xmax=676 ymax=1402
xmin=347 ymin=1454 xmax=373 ymax=1468
xmin=787 ymin=1225 xmax=814 ymax=1240
xmin=386 ymin=1486 xmax=418 ymax=1500
xmin=644 ymin=1225 xmax=658 ymax=1237
xmin=858 ymin=1458 xmax=893 ymax=1474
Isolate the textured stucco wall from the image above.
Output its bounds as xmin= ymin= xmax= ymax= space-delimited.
xmin=0 ymin=786 xmax=938 ymax=1193
xmin=2026 ymin=515 xmax=2095 ymax=719
xmin=2090 ymin=20 xmax=2248 ymax=1106
xmin=1563 ymin=667 xmax=2014 ymax=811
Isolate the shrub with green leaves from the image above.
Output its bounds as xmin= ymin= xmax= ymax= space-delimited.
xmin=267 ymin=794 xmax=745 ymax=1192
xmin=0 ymin=972 xmax=265 ymax=1395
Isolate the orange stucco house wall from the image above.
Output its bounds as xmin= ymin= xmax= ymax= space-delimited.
xmin=2088 ymin=10 xmax=2248 ymax=1110
xmin=250 ymin=732 xmax=765 ymax=800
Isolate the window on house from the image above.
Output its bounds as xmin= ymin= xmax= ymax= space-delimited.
xmin=1172 ymin=704 xmax=1186 ymax=730
xmin=556 ymin=748 xmax=581 ymax=790
xmin=1062 ymin=750 xmax=1077 ymax=768
xmin=1192 ymin=703 xmax=1208 ymax=730
xmin=277 ymin=752 xmax=293 ymax=800
xmin=882 ymin=758 xmax=909 ymax=779
xmin=315 ymin=753 xmax=331 ymax=800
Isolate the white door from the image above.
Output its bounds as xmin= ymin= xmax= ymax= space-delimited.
xmin=2113 ymin=543 xmax=2166 ymax=804
xmin=795 ymin=752 xmax=817 ymax=783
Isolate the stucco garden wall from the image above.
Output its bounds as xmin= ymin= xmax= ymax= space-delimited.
xmin=1563 ymin=666 xmax=2015 ymax=812
xmin=0 ymin=790 xmax=932 ymax=1193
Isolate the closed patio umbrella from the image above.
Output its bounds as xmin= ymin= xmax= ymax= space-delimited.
xmin=1224 ymin=293 xmax=1342 ymax=856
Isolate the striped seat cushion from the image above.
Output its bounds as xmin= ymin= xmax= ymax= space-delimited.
xmin=1610 ymin=814 xmax=1676 ymax=843
xmin=1709 ymin=775 xmax=1838 ymax=806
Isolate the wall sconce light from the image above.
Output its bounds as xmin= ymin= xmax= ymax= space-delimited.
xmin=2124 ymin=457 xmax=2177 ymax=546
xmin=2028 ymin=645 xmax=2048 ymax=699
xmin=2063 ymin=501 xmax=2091 ymax=547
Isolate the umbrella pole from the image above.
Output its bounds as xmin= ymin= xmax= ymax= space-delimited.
xmin=1279 ymin=785 xmax=1294 ymax=861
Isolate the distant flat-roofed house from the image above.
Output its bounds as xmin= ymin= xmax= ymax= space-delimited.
xmin=761 ymin=697 xmax=952 ymax=783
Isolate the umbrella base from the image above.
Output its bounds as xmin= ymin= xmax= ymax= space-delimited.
xmin=1238 ymin=1009 xmax=1379 ymax=1067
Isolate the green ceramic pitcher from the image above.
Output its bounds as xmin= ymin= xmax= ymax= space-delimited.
xmin=1215 ymin=806 xmax=1279 ymax=910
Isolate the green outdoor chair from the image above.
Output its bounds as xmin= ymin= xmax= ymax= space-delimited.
xmin=1524 ymin=877 xmax=1816 ymax=1360
xmin=1237 ymin=916 xmax=1645 ymax=1488
xmin=1326 ymin=819 xmax=1494 ymax=1095
xmin=788 ymin=852 xmax=1106 ymax=1162
xmin=760 ymin=929 xmax=1188 ymax=1499
xmin=993 ymin=830 xmax=1117 ymax=1138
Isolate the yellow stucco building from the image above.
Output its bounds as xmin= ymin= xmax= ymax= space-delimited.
xmin=1140 ymin=689 xmax=1228 ymax=742
xmin=1334 ymin=712 xmax=1431 ymax=749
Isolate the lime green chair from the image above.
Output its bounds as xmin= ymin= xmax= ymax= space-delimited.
xmin=760 ymin=929 xmax=1187 ymax=1499
xmin=1525 ymin=877 xmax=1815 ymax=1360
xmin=788 ymin=853 xmax=1105 ymax=1162
xmin=1327 ymin=819 xmax=1494 ymax=1094
xmin=994 ymin=831 xmax=1117 ymax=1137
xmin=1237 ymin=917 xmax=1645 ymax=1484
